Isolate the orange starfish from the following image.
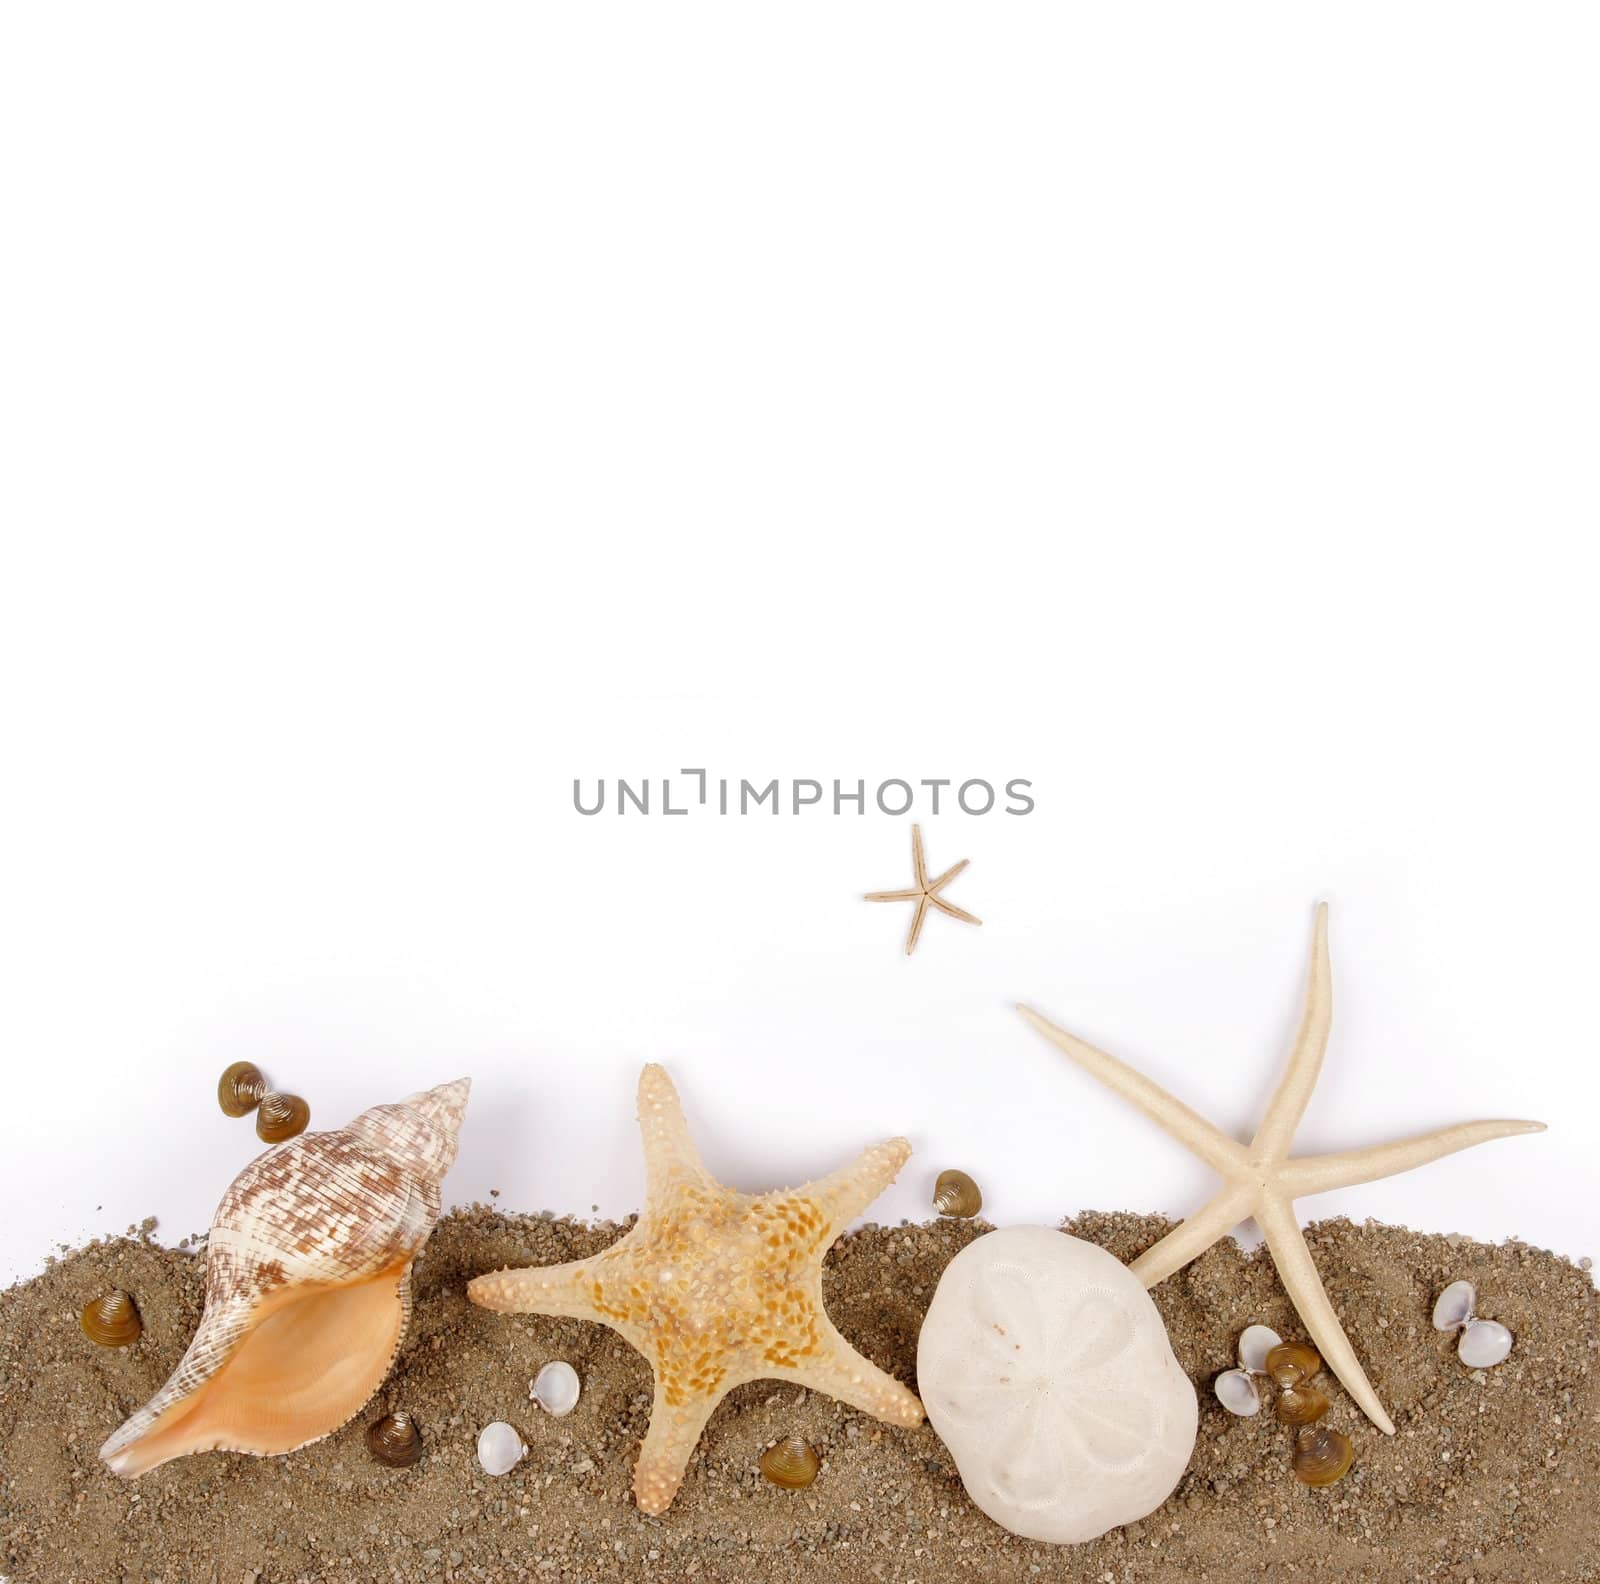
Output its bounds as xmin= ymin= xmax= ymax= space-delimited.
xmin=468 ymin=1065 xmax=923 ymax=1515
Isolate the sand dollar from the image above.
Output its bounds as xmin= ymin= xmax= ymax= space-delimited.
xmin=917 ymin=1226 xmax=1197 ymax=1545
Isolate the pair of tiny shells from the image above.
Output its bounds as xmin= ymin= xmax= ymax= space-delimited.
xmin=98 ymin=1078 xmax=470 ymax=1477
xmin=1215 ymin=1328 xmax=1352 ymax=1487
xmin=1433 ymin=1280 xmax=1514 ymax=1368
xmin=1214 ymin=1328 xmax=1326 ymax=1423
xmin=917 ymin=1226 xmax=1197 ymax=1545
xmin=217 ymin=1061 xmax=310 ymax=1143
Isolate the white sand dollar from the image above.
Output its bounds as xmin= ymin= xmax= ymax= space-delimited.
xmin=917 ymin=1226 xmax=1198 ymax=1545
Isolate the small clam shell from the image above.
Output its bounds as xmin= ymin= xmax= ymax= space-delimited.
xmin=366 ymin=1411 xmax=423 ymax=1467
xmin=1213 ymin=1368 xmax=1261 ymax=1416
xmin=1237 ymin=1324 xmax=1282 ymax=1374
xmin=1458 ymin=1318 xmax=1513 ymax=1369
xmin=759 ymin=1435 xmax=820 ymax=1491
xmin=1265 ymin=1340 xmax=1321 ymax=1388
xmin=256 ymin=1091 xmax=311 ymax=1143
xmin=476 ymin=1421 xmax=527 ymax=1477
xmin=217 ymin=1061 xmax=268 ymax=1117
xmin=1292 ymin=1424 xmax=1354 ymax=1487
xmin=1274 ymin=1384 xmax=1329 ymax=1426
xmin=932 ymin=1169 xmax=982 ymax=1219
xmin=1432 ymin=1279 xmax=1476 ymax=1332
xmin=81 ymin=1289 xmax=142 ymax=1347
xmin=531 ymin=1360 xmax=581 ymax=1417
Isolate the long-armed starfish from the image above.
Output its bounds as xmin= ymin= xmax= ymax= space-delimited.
xmin=864 ymin=823 xmax=981 ymax=955
xmin=1019 ymin=904 xmax=1544 ymax=1435
xmin=469 ymin=1065 xmax=923 ymax=1514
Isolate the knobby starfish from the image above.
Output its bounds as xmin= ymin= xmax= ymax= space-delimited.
xmin=1019 ymin=905 xmax=1544 ymax=1435
xmin=468 ymin=1065 xmax=923 ymax=1514
xmin=864 ymin=823 xmax=981 ymax=955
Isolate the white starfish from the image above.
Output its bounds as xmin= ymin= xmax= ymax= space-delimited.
xmin=864 ymin=824 xmax=981 ymax=955
xmin=1018 ymin=904 xmax=1545 ymax=1435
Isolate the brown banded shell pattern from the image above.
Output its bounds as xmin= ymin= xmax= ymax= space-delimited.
xmin=98 ymin=1079 xmax=469 ymax=1477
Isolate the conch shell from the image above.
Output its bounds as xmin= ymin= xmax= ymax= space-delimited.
xmin=99 ymin=1078 xmax=469 ymax=1478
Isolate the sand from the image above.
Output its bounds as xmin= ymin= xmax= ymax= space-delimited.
xmin=1 ymin=1208 xmax=1595 ymax=1583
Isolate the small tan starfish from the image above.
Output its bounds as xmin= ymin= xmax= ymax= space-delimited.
xmin=864 ymin=823 xmax=981 ymax=954
xmin=469 ymin=1065 xmax=923 ymax=1515
xmin=1019 ymin=904 xmax=1544 ymax=1436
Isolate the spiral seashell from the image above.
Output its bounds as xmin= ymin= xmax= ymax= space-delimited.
xmin=759 ymin=1435 xmax=820 ymax=1491
xmin=1274 ymin=1384 xmax=1329 ymax=1425
xmin=1264 ymin=1339 xmax=1321 ymax=1388
xmin=255 ymin=1091 xmax=311 ymax=1143
xmin=81 ymin=1289 xmax=142 ymax=1348
xmin=932 ymin=1169 xmax=983 ymax=1219
xmin=1292 ymin=1423 xmax=1354 ymax=1487
xmin=366 ymin=1411 xmax=423 ymax=1467
xmin=217 ymin=1062 xmax=268 ymax=1118
xmin=98 ymin=1078 xmax=470 ymax=1478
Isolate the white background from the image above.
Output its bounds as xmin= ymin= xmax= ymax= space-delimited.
xmin=2 ymin=6 xmax=1595 ymax=1286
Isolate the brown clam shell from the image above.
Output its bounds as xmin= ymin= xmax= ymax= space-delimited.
xmin=1275 ymin=1383 xmax=1330 ymax=1425
xmin=1292 ymin=1423 xmax=1354 ymax=1487
xmin=932 ymin=1169 xmax=982 ymax=1219
xmin=82 ymin=1289 xmax=142 ymax=1348
xmin=366 ymin=1410 xmax=423 ymax=1468
xmin=217 ymin=1061 xmax=268 ymax=1117
xmin=759 ymin=1435 xmax=820 ymax=1490
xmin=1265 ymin=1339 xmax=1321 ymax=1388
xmin=256 ymin=1091 xmax=311 ymax=1143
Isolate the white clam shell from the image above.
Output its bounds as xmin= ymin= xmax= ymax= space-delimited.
xmin=1213 ymin=1368 xmax=1262 ymax=1416
xmin=98 ymin=1079 xmax=471 ymax=1479
xmin=1432 ymin=1280 xmax=1476 ymax=1332
xmin=1237 ymin=1324 xmax=1282 ymax=1374
xmin=917 ymin=1226 xmax=1198 ymax=1545
xmin=1458 ymin=1318 xmax=1514 ymax=1369
xmin=531 ymin=1360 xmax=581 ymax=1417
xmin=477 ymin=1421 xmax=528 ymax=1477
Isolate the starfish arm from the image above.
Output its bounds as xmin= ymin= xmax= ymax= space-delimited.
xmin=784 ymin=1314 xmax=924 ymax=1427
xmin=802 ymin=1136 xmax=912 ymax=1235
xmin=1128 ymin=1182 xmax=1259 ymax=1288
xmin=1255 ymin=1191 xmax=1396 ymax=1435
xmin=906 ymin=894 xmax=929 ymax=954
xmin=637 ymin=1063 xmax=712 ymax=1194
xmin=928 ymin=895 xmax=982 ymax=926
xmin=912 ymin=824 xmax=927 ymax=888
xmin=1249 ymin=903 xmax=1334 ymax=1162
xmin=633 ymin=1382 xmax=720 ymax=1516
xmin=927 ymin=858 xmax=969 ymax=890
xmin=1017 ymin=1006 xmax=1246 ymax=1176
xmin=467 ymin=1256 xmax=604 ymax=1320
xmin=864 ymin=888 xmax=922 ymax=902
xmin=1279 ymin=1119 xmax=1547 ymax=1196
